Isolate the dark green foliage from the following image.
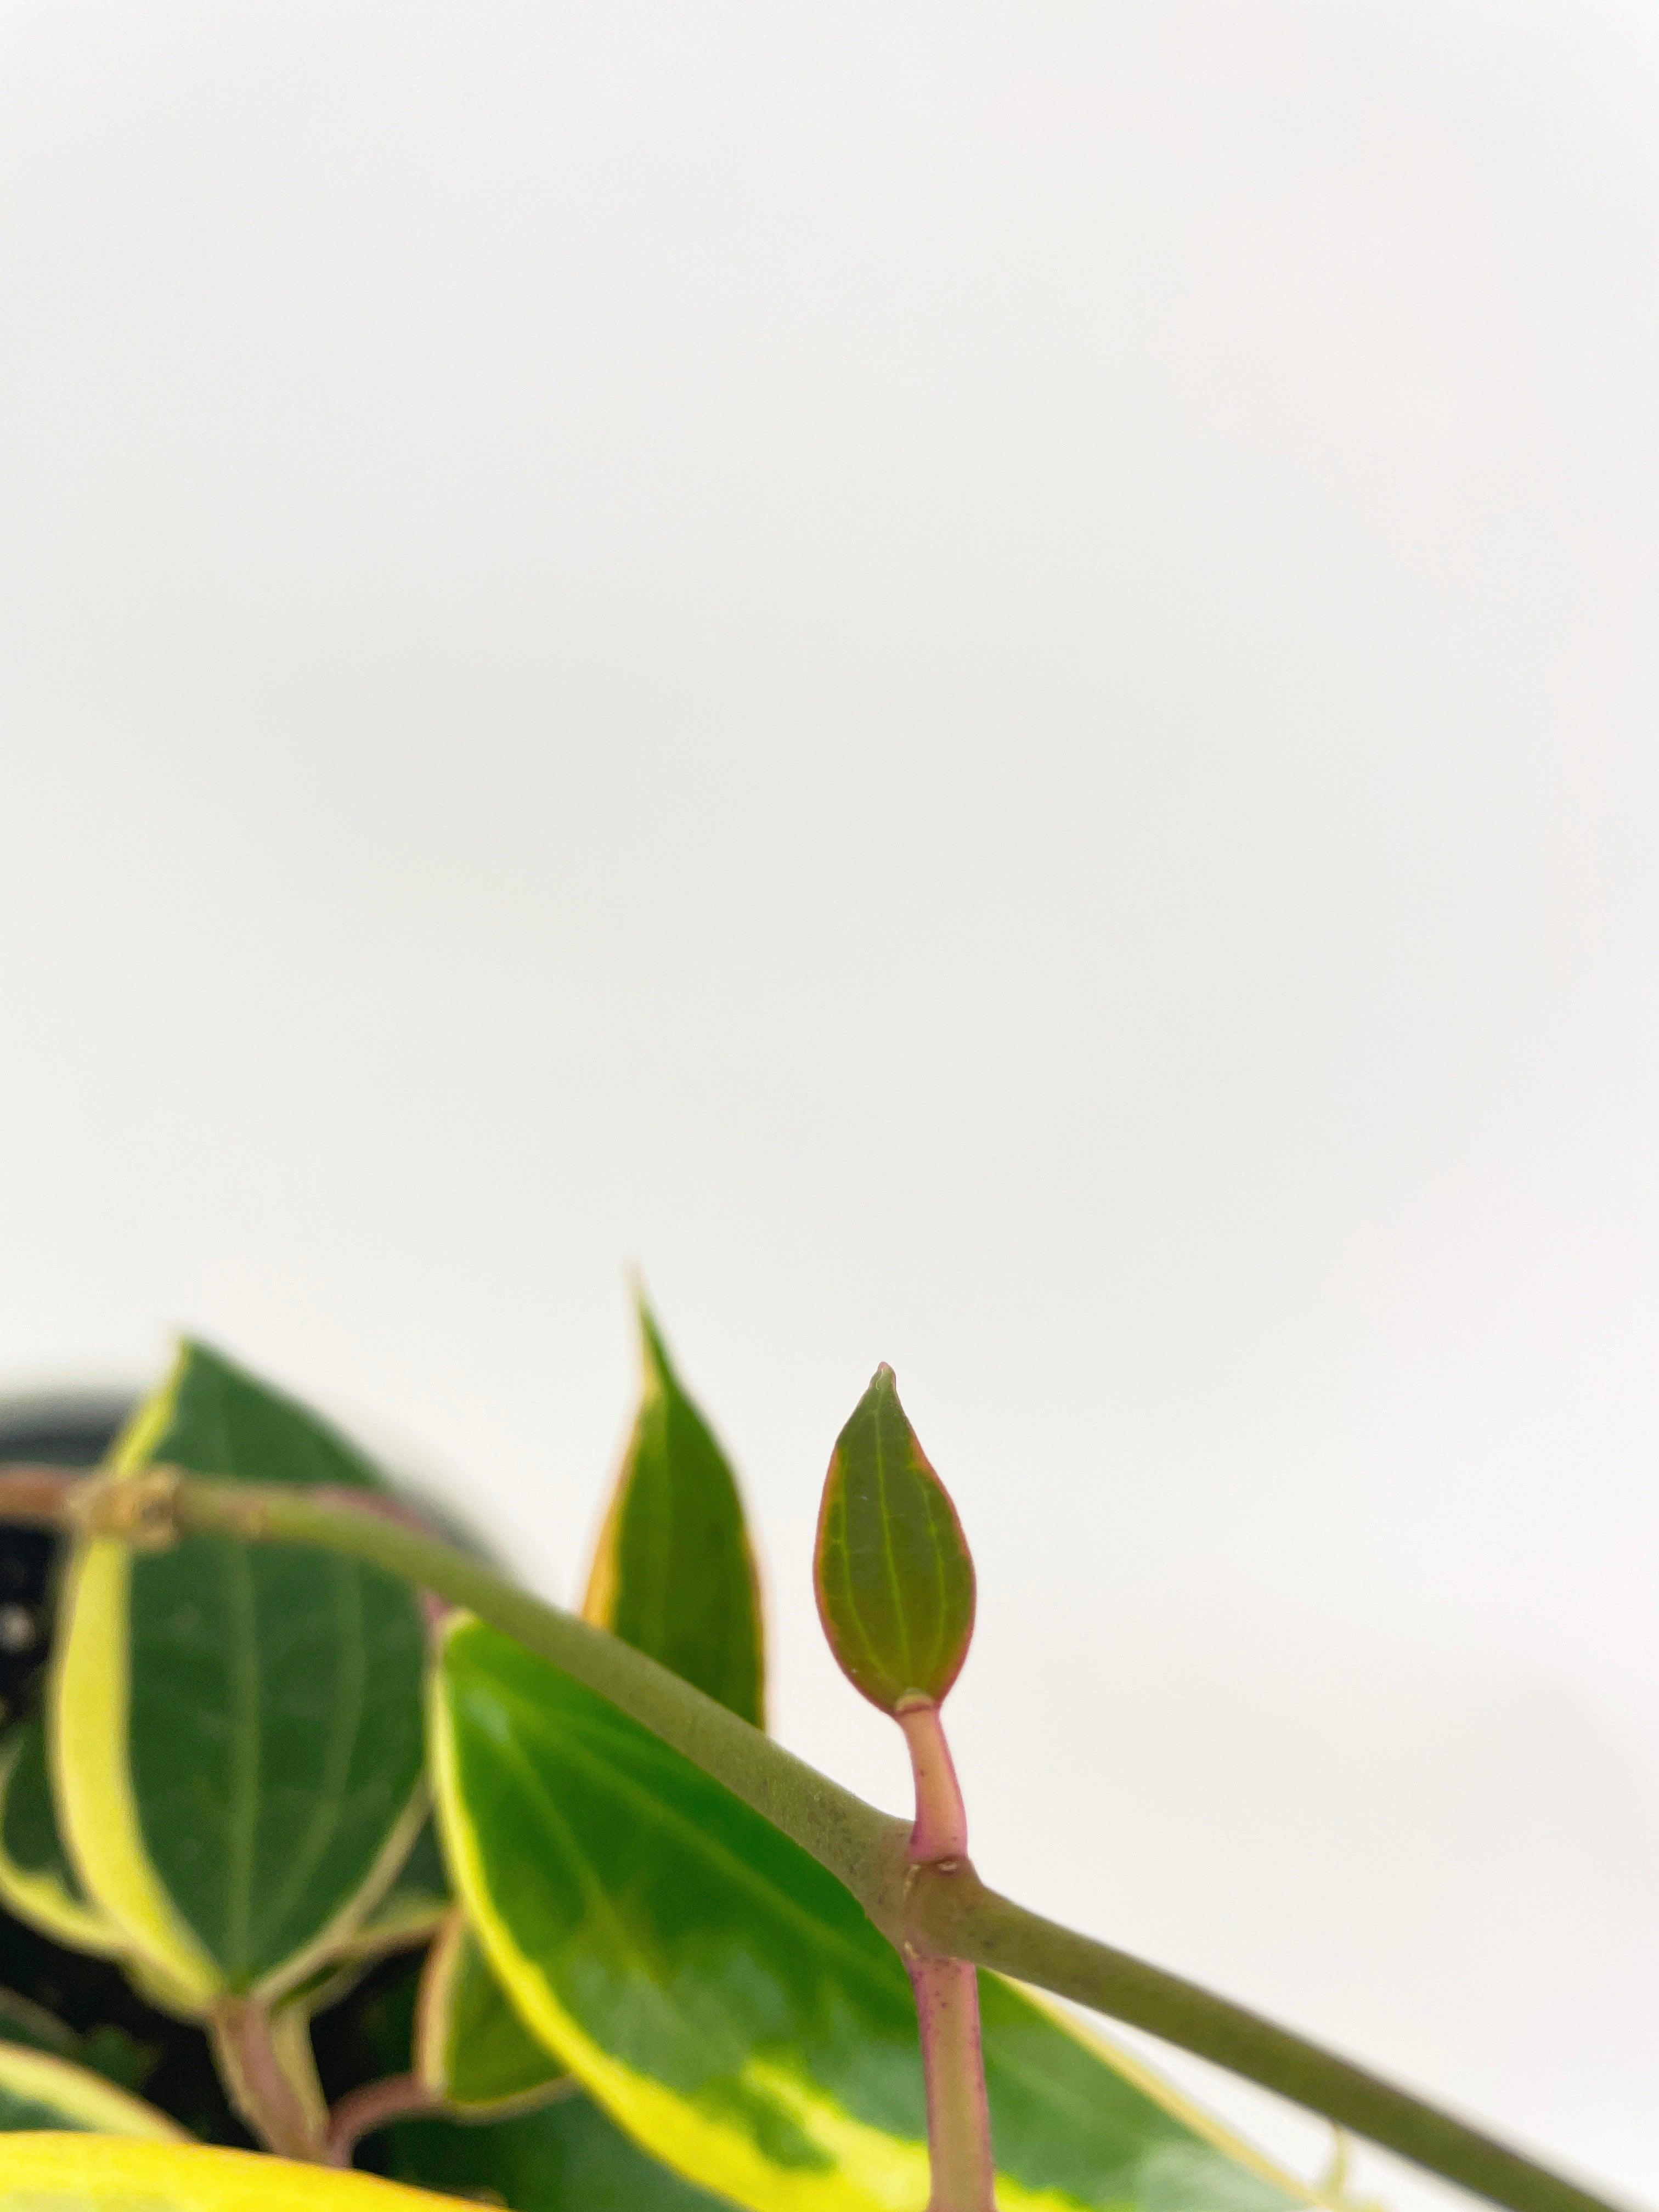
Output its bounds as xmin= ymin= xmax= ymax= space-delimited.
xmin=375 ymin=2098 xmax=729 ymax=2210
xmin=99 ymin=1343 xmax=429 ymax=1991
xmin=0 ymin=1329 xmax=1333 ymax=2212
xmin=0 ymin=1910 xmax=245 ymax=2146
xmin=0 ymin=1390 xmax=245 ymax=2146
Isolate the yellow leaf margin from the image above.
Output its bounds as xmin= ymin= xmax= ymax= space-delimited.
xmin=413 ymin=1909 xmax=569 ymax=2120
xmin=0 ymin=2137 xmax=463 ymax=2209
xmin=430 ymin=1614 xmax=1325 ymax=2212
xmin=0 ymin=2044 xmax=186 ymax=2143
xmin=0 ymin=1728 xmax=126 ymax=1963
xmin=48 ymin=1348 xmax=432 ymax=2011
xmin=50 ymin=1367 xmax=223 ymax=2011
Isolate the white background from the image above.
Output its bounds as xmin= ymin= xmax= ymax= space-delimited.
xmin=3 ymin=3 xmax=1657 ymax=2204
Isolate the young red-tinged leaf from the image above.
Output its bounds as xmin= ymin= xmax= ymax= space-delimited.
xmin=814 ymin=1365 xmax=975 ymax=1716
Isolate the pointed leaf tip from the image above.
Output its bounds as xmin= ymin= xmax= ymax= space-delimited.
xmin=583 ymin=1296 xmax=766 ymax=1728
xmin=814 ymin=1367 xmax=976 ymax=1716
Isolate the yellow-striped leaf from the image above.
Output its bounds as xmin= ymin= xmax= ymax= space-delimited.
xmin=0 ymin=2041 xmax=185 ymax=2139
xmin=372 ymin=2095 xmax=729 ymax=2208
xmin=51 ymin=1342 xmax=430 ymax=2012
xmin=334 ymin=1946 xmax=721 ymax=2208
xmin=0 ymin=1714 xmax=124 ymax=1961
xmin=583 ymin=1297 xmax=765 ymax=1726
xmin=414 ymin=1910 xmax=568 ymax=2118
xmin=0 ymin=2135 xmax=462 ymax=2207
xmin=431 ymin=1615 xmax=1315 ymax=2212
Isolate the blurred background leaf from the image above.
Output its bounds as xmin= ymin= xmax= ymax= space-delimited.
xmin=415 ymin=1909 xmax=568 ymax=2118
xmin=52 ymin=1343 xmax=431 ymax=2008
xmin=331 ymin=1947 xmax=726 ymax=2209
xmin=0 ymin=2134 xmax=464 ymax=2208
xmin=0 ymin=2036 xmax=187 ymax=2140
xmin=0 ymin=1391 xmax=248 ymax=2145
xmin=0 ymin=1713 xmax=125 ymax=1963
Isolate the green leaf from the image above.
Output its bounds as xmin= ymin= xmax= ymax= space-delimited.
xmin=814 ymin=1365 xmax=975 ymax=1714
xmin=583 ymin=1296 xmax=765 ymax=1726
xmin=360 ymin=1301 xmax=761 ymax=2198
xmin=0 ymin=1987 xmax=77 ymax=2057
xmin=0 ymin=1714 xmax=125 ymax=1962
xmin=341 ymin=1821 xmax=450 ymax=1961
xmin=0 ymin=1989 xmax=155 ymax=2103
xmin=375 ymin=2094 xmax=731 ymax=2210
xmin=343 ymin=1934 xmax=725 ymax=2210
xmin=68 ymin=2024 xmax=159 ymax=2100
xmin=0 ymin=2039 xmax=185 ymax=2139
xmin=432 ymin=1616 xmax=1314 ymax=2212
xmin=415 ymin=1910 xmax=568 ymax=2118
xmin=278 ymin=1819 xmax=452 ymax=2032
xmin=50 ymin=1342 xmax=430 ymax=2010
xmin=0 ymin=2136 xmax=462 ymax=2208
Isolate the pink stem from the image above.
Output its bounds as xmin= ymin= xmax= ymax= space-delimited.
xmin=0 ymin=1466 xmax=80 ymax=1522
xmin=895 ymin=1696 xmax=994 ymax=2212
xmin=896 ymin=1699 xmax=969 ymax=1864
xmin=325 ymin=2072 xmax=443 ymax=2166
xmin=907 ymin=1953 xmax=996 ymax=2212
xmin=207 ymin=1998 xmax=325 ymax=2163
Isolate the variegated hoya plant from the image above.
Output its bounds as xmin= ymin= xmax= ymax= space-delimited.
xmin=0 ymin=1314 xmax=1623 ymax=2212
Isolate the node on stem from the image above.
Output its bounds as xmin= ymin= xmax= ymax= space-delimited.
xmin=815 ymin=1364 xmax=995 ymax=2212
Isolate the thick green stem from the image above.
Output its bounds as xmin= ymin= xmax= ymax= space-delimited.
xmin=0 ymin=1466 xmax=1635 ymax=2212
xmin=188 ymin=1476 xmax=908 ymax=1908
xmin=908 ymin=1873 xmax=1624 ymax=2212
